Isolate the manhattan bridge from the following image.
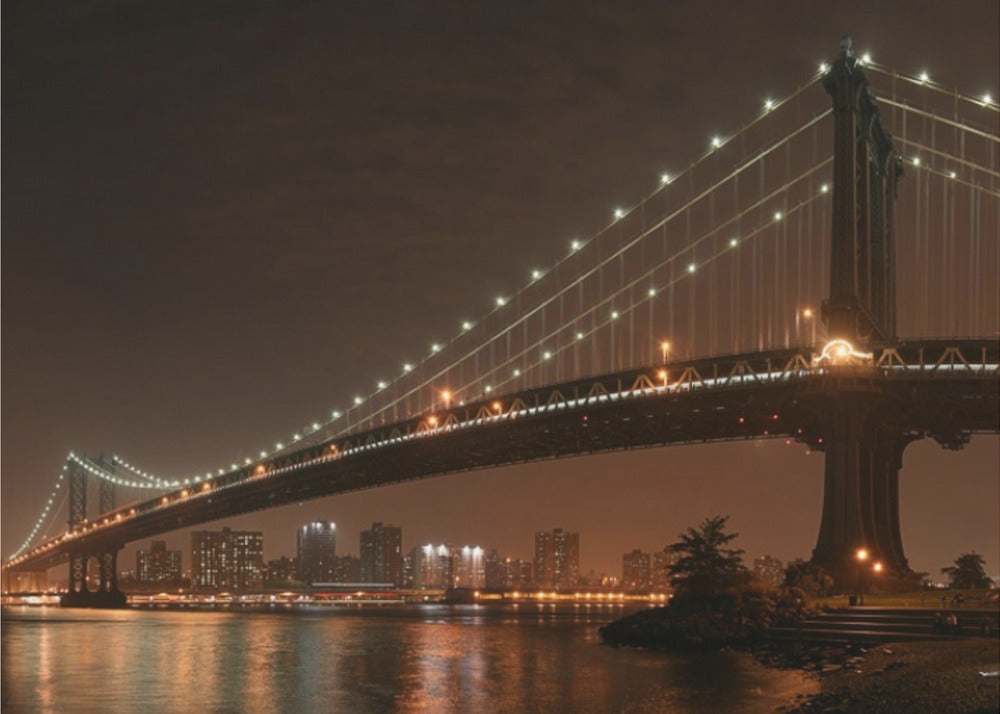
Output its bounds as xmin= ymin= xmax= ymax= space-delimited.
xmin=4 ymin=39 xmax=998 ymax=606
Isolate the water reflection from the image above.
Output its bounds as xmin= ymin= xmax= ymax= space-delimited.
xmin=2 ymin=604 xmax=814 ymax=713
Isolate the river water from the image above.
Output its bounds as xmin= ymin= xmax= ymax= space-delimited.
xmin=2 ymin=603 xmax=815 ymax=713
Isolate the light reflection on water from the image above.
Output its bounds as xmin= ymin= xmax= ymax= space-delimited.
xmin=2 ymin=604 xmax=814 ymax=713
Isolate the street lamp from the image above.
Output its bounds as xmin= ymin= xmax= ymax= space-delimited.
xmin=855 ymin=548 xmax=869 ymax=606
xmin=872 ymin=562 xmax=883 ymax=597
xmin=660 ymin=340 xmax=671 ymax=364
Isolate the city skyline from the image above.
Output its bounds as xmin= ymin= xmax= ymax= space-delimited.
xmin=3 ymin=3 xmax=998 ymax=583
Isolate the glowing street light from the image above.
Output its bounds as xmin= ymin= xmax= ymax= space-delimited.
xmin=660 ymin=341 xmax=671 ymax=363
xmin=658 ymin=369 xmax=668 ymax=387
xmin=441 ymin=390 xmax=452 ymax=408
xmin=660 ymin=173 xmax=671 ymax=185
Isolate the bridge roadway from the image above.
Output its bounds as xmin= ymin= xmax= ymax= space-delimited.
xmin=5 ymin=338 xmax=998 ymax=575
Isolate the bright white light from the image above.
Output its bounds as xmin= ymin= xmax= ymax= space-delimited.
xmin=774 ymin=211 xmax=783 ymax=221
xmin=260 ymin=451 xmax=267 ymax=458
xmin=648 ymin=288 xmax=656 ymax=297
xmin=353 ymin=396 xmax=363 ymax=405
xmin=312 ymin=422 xmax=320 ymax=430
xmin=764 ymin=98 xmax=774 ymax=111
xmin=729 ymin=237 xmax=738 ymax=248
xmin=332 ymin=410 xmax=342 ymax=418
xmin=403 ymin=364 xmax=412 ymax=372
xmin=543 ymin=351 xmax=552 ymax=360
xmin=821 ymin=184 xmax=829 ymax=193
xmin=660 ymin=173 xmax=671 ymax=185
xmin=949 ymin=171 xmax=957 ymax=179
xmin=610 ymin=310 xmax=619 ymax=319
xmin=484 ymin=385 xmax=492 ymax=392
xmin=912 ymin=157 xmax=920 ymax=166
xmin=982 ymin=93 xmax=993 ymax=106
xmin=687 ymin=263 xmax=696 ymax=274
xmin=292 ymin=433 xmax=301 ymax=441
xmin=513 ymin=368 xmax=521 ymax=377
xmin=819 ymin=62 xmax=829 ymax=74
xmin=531 ymin=269 xmax=542 ymax=280
xmin=276 ymin=442 xmax=284 ymax=450
xmin=918 ymin=71 xmax=930 ymax=84
xmin=377 ymin=381 xmax=387 ymax=390
xmin=496 ymin=296 xmax=506 ymax=307
xmin=431 ymin=343 xmax=441 ymax=353
xmin=576 ymin=332 xmax=584 ymax=340
xmin=614 ymin=207 xmax=625 ymax=219
xmin=570 ymin=239 xmax=581 ymax=252
xmin=711 ymin=136 xmax=723 ymax=149
xmin=860 ymin=52 xmax=871 ymax=65
xmin=462 ymin=321 xmax=472 ymax=330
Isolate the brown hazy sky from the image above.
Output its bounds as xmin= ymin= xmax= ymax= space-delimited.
xmin=3 ymin=0 xmax=998 ymax=579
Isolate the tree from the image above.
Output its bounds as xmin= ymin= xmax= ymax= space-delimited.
xmin=782 ymin=559 xmax=833 ymax=598
xmin=941 ymin=552 xmax=992 ymax=589
xmin=667 ymin=515 xmax=748 ymax=595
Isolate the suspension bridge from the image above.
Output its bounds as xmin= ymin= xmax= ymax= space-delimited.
xmin=4 ymin=38 xmax=998 ymax=606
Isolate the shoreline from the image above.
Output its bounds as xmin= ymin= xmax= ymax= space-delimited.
xmin=763 ymin=637 xmax=1000 ymax=713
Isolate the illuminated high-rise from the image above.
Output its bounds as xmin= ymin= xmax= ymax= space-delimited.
xmin=190 ymin=527 xmax=264 ymax=593
xmin=136 ymin=540 xmax=182 ymax=584
xmin=297 ymin=521 xmax=337 ymax=584
xmin=534 ymin=527 xmax=579 ymax=590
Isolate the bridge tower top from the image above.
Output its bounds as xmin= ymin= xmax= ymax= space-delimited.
xmin=822 ymin=35 xmax=903 ymax=346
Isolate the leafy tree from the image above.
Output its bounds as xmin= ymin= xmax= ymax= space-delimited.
xmin=782 ymin=559 xmax=833 ymax=598
xmin=941 ymin=552 xmax=992 ymax=589
xmin=667 ymin=515 xmax=748 ymax=595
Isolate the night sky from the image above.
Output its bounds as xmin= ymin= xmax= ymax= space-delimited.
xmin=3 ymin=1 xmax=998 ymax=580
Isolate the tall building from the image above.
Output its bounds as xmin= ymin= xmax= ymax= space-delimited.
xmin=503 ymin=558 xmax=532 ymax=590
xmin=297 ymin=521 xmax=337 ymax=584
xmin=534 ymin=528 xmax=580 ymax=590
xmin=534 ymin=531 xmax=554 ymax=588
xmin=622 ymin=549 xmax=651 ymax=591
xmin=651 ymin=546 xmax=674 ymax=592
xmin=360 ymin=522 xmax=403 ymax=585
xmin=411 ymin=544 xmax=455 ymax=589
xmin=136 ymin=540 xmax=182 ymax=584
xmin=191 ymin=528 xmax=264 ymax=593
xmin=485 ymin=549 xmax=506 ymax=589
xmin=455 ymin=545 xmax=485 ymax=589
xmin=753 ymin=555 xmax=784 ymax=588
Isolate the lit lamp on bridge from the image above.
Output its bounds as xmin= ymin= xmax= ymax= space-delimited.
xmin=660 ymin=340 xmax=671 ymax=364
xmin=658 ymin=369 xmax=668 ymax=388
xmin=872 ymin=561 xmax=884 ymax=596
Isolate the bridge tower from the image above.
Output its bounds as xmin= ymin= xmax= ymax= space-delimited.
xmin=811 ymin=37 xmax=911 ymax=585
xmin=61 ymin=454 xmax=126 ymax=608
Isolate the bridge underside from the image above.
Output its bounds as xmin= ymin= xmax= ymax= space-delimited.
xmin=6 ymin=343 xmax=998 ymax=600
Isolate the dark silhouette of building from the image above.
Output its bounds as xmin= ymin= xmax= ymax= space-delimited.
xmin=136 ymin=540 xmax=182 ymax=584
xmin=297 ymin=521 xmax=337 ymax=584
xmin=622 ymin=548 xmax=651 ymax=591
xmin=534 ymin=527 xmax=579 ymax=589
xmin=652 ymin=546 xmax=674 ymax=592
xmin=360 ymin=522 xmax=403 ymax=585
xmin=265 ymin=556 xmax=298 ymax=584
xmin=334 ymin=554 xmax=361 ymax=583
xmin=191 ymin=527 xmax=264 ymax=593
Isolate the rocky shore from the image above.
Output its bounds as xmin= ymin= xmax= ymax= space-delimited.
xmin=775 ymin=638 xmax=999 ymax=713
